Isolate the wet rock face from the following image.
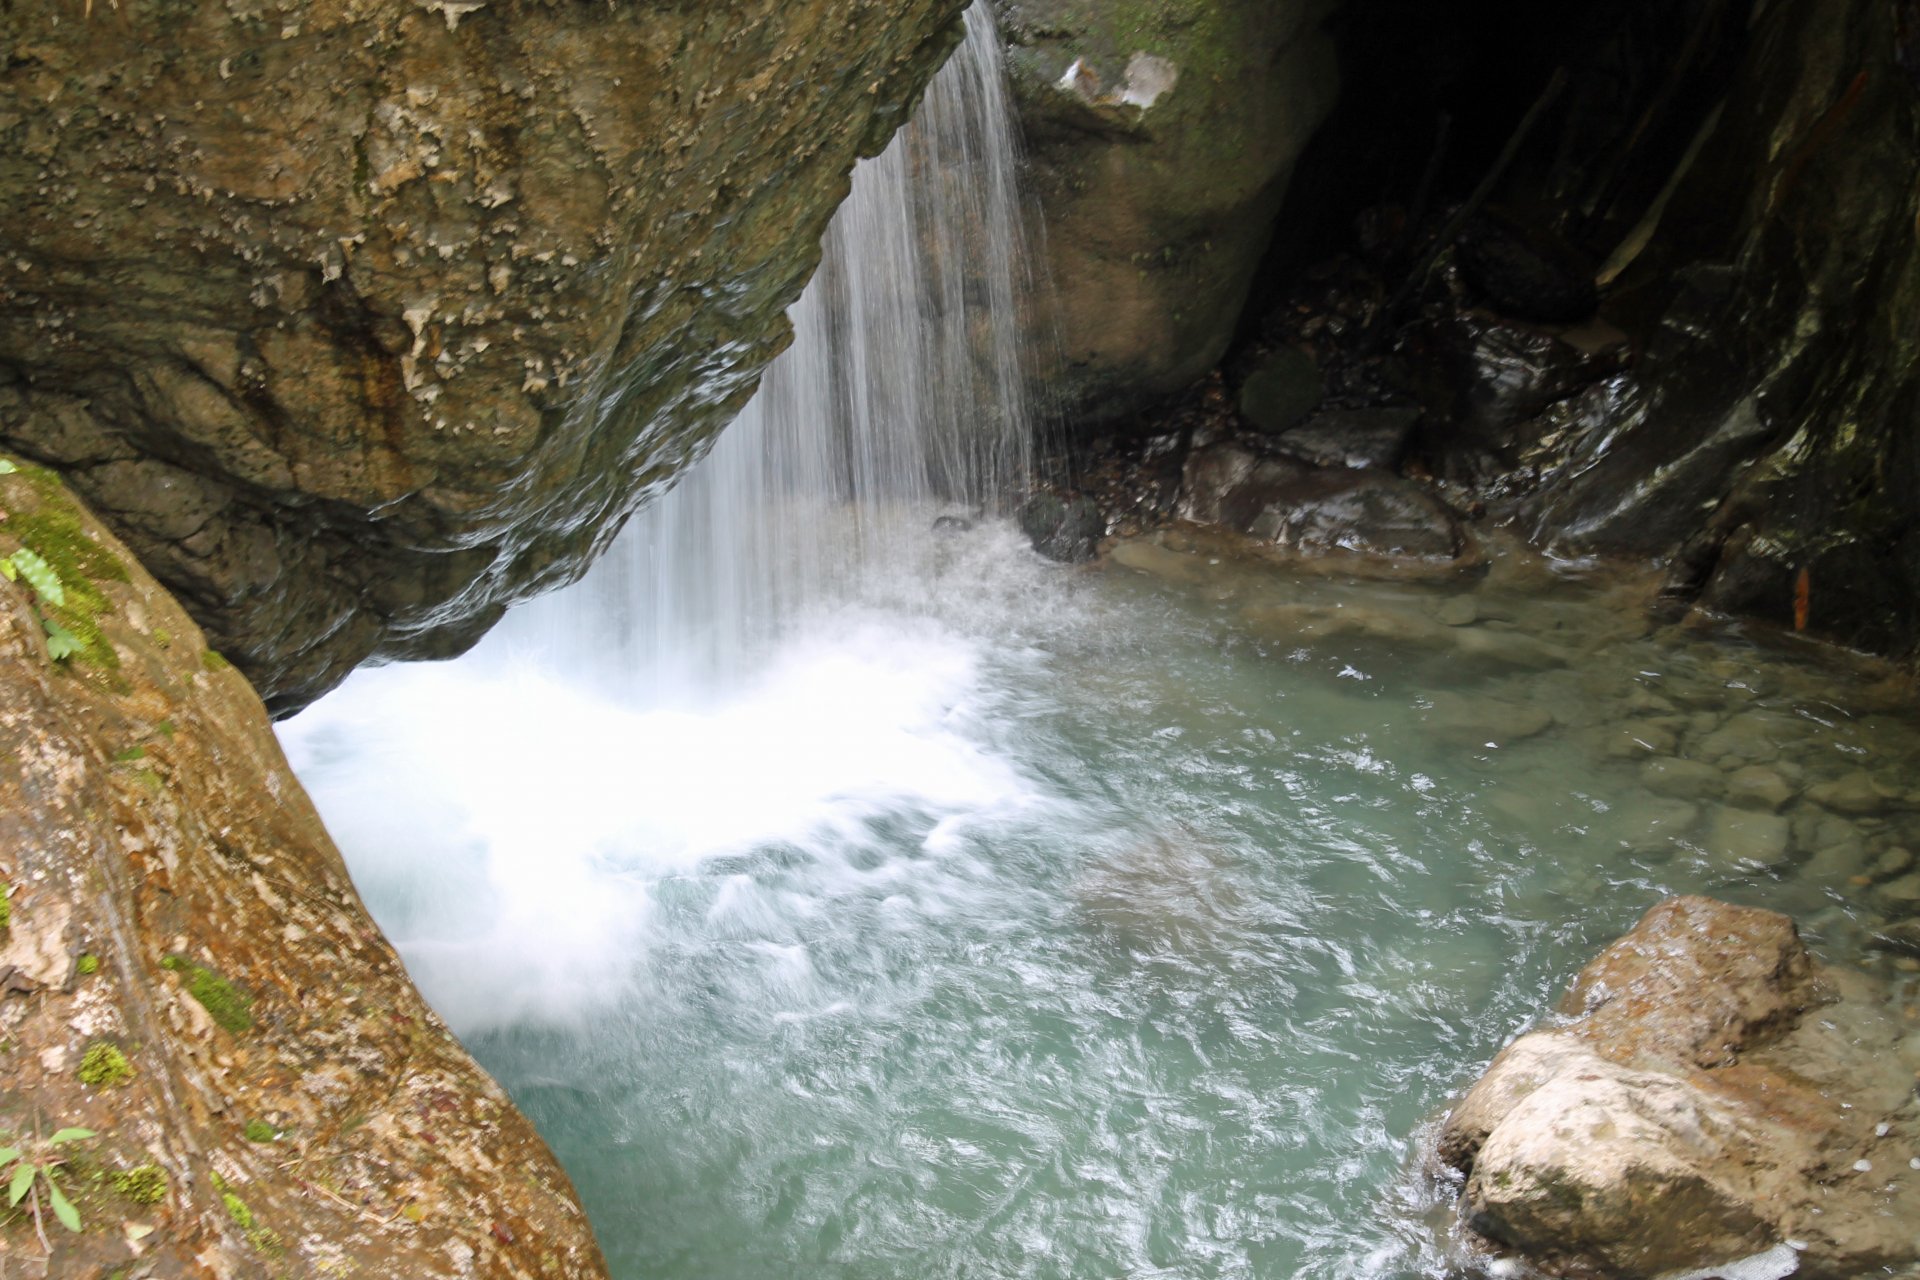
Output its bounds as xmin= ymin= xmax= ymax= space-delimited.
xmin=0 ymin=463 xmax=606 ymax=1275
xmin=0 ymin=0 xmax=966 ymax=713
xmin=1514 ymin=0 xmax=1920 ymax=659
xmin=988 ymin=0 xmax=1339 ymax=424
xmin=1181 ymin=441 xmax=1464 ymax=561
xmin=1440 ymin=896 xmax=1920 ymax=1280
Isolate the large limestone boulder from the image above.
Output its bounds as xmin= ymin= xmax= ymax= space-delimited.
xmin=0 ymin=0 xmax=967 ymax=712
xmin=0 ymin=458 xmax=606 ymax=1275
xmin=989 ymin=0 xmax=1339 ymax=424
xmin=1439 ymin=896 xmax=1920 ymax=1279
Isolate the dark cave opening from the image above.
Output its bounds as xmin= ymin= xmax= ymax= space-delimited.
xmin=1243 ymin=0 xmax=1752 ymax=337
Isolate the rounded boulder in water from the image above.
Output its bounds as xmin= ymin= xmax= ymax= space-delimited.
xmin=1018 ymin=492 xmax=1105 ymax=562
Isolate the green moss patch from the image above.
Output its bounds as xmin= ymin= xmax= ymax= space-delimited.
xmin=161 ymin=956 xmax=254 ymax=1033
xmin=111 ymin=1164 xmax=167 ymax=1205
xmin=78 ymin=1041 xmax=133 ymax=1087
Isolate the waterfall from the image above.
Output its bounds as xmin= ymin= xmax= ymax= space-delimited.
xmin=499 ymin=5 xmax=1039 ymax=704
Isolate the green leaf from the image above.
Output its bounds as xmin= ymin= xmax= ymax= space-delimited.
xmin=8 ymin=547 xmax=64 ymax=607
xmin=48 ymin=1128 xmax=95 ymax=1145
xmin=0 ymin=555 xmax=16 ymax=582
xmin=0 ymin=458 xmax=16 ymax=473
xmin=42 ymin=617 xmax=83 ymax=662
xmin=8 ymin=1161 xmax=33 ymax=1207
xmin=47 ymin=1180 xmax=81 ymax=1232
xmin=0 ymin=1148 xmax=19 ymax=1165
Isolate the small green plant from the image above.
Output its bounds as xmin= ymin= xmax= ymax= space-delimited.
xmin=76 ymin=953 xmax=99 ymax=975
xmin=242 ymin=1119 xmax=276 ymax=1144
xmin=1 ymin=1126 xmax=94 ymax=1244
xmin=110 ymin=1163 xmax=167 ymax=1205
xmin=160 ymin=956 xmax=253 ymax=1033
xmin=221 ymin=1187 xmax=253 ymax=1229
xmin=0 ymin=546 xmax=82 ymax=661
xmin=0 ymin=882 xmax=11 ymax=930
xmin=77 ymin=1041 xmax=133 ymax=1087
xmin=208 ymin=1170 xmax=281 ymax=1253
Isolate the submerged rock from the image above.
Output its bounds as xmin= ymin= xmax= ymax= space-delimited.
xmin=0 ymin=464 xmax=606 ymax=1275
xmin=1440 ymin=896 xmax=1920 ymax=1279
xmin=0 ymin=0 xmax=969 ymax=712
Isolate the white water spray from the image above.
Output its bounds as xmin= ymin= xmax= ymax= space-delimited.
xmin=284 ymin=6 xmax=1056 ymax=1030
xmin=497 ymin=4 xmax=1040 ymax=703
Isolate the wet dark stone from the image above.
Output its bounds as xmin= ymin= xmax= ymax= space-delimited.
xmin=1867 ymin=919 xmax=1920 ymax=958
xmin=1270 ymin=405 xmax=1421 ymax=470
xmin=1453 ymin=211 xmax=1599 ymax=323
xmin=931 ymin=514 xmax=974 ymax=536
xmin=1237 ymin=346 xmax=1325 ymax=434
xmin=1018 ymin=492 xmax=1105 ymax=563
xmin=1181 ymin=442 xmax=1463 ymax=560
xmin=1412 ymin=311 xmax=1628 ymax=473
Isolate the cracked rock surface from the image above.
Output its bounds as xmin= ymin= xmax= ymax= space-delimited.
xmin=0 ymin=0 xmax=965 ymax=712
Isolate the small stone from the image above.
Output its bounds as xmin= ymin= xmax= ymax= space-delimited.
xmin=1697 ymin=714 xmax=1794 ymax=766
xmin=1437 ymin=596 xmax=1479 ymax=627
xmin=1873 ymin=846 xmax=1916 ymax=880
xmin=1808 ymin=770 xmax=1898 ymax=816
xmin=1867 ymin=919 xmax=1920 ymax=957
xmin=1626 ymin=688 xmax=1679 ymax=716
xmin=1599 ymin=722 xmax=1680 ymax=759
xmin=1609 ymin=799 xmax=1699 ymax=856
xmin=1423 ymin=691 xmax=1555 ymax=749
xmin=1874 ymin=872 xmax=1920 ymax=912
xmin=1705 ymin=808 xmax=1793 ymax=870
xmin=1237 ymin=346 xmax=1323 ymax=434
xmin=1725 ymin=764 xmax=1797 ymax=812
xmin=1643 ymin=758 xmax=1726 ymax=802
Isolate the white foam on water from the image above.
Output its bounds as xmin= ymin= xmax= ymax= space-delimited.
xmin=281 ymin=608 xmax=1049 ymax=1033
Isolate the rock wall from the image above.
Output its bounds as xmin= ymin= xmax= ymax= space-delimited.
xmin=989 ymin=0 xmax=1338 ymax=424
xmin=0 ymin=0 xmax=966 ymax=713
xmin=1511 ymin=0 xmax=1920 ymax=658
xmin=0 ymin=459 xmax=606 ymax=1275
